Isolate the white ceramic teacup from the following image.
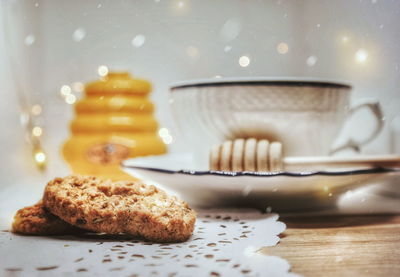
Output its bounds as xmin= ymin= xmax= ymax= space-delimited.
xmin=170 ymin=77 xmax=383 ymax=162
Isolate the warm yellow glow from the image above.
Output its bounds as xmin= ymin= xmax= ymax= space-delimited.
xmin=177 ymin=1 xmax=185 ymax=8
xmin=34 ymin=152 xmax=46 ymax=163
xmin=60 ymin=85 xmax=72 ymax=96
xmin=32 ymin=126 xmax=43 ymax=137
xmin=171 ymin=0 xmax=188 ymax=14
xmin=341 ymin=36 xmax=349 ymax=43
xmin=97 ymin=65 xmax=109 ymax=77
xmin=186 ymin=46 xmax=199 ymax=58
xmin=31 ymin=105 xmax=42 ymax=115
xmin=239 ymin=56 xmax=250 ymax=67
xmin=72 ymin=82 xmax=84 ymax=92
xmin=277 ymin=42 xmax=289 ymax=54
xmin=355 ymin=49 xmax=368 ymax=63
xmin=65 ymin=94 xmax=77 ymax=104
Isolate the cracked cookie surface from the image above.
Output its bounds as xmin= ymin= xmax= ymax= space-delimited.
xmin=12 ymin=202 xmax=81 ymax=235
xmin=43 ymin=175 xmax=196 ymax=242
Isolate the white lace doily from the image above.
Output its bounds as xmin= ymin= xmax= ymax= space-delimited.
xmin=0 ymin=209 xmax=298 ymax=277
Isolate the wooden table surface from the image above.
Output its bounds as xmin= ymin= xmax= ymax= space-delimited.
xmin=261 ymin=215 xmax=400 ymax=277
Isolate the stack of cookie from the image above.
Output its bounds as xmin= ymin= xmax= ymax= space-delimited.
xmin=12 ymin=175 xmax=196 ymax=242
xmin=210 ymin=138 xmax=284 ymax=172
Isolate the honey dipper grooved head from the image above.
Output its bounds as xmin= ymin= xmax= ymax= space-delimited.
xmin=220 ymin=140 xmax=233 ymax=171
xmin=209 ymin=145 xmax=221 ymax=171
xmin=232 ymin=139 xmax=245 ymax=172
xmin=244 ymin=138 xmax=257 ymax=171
xmin=256 ymin=139 xmax=270 ymax=171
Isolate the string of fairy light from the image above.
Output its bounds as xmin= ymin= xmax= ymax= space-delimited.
xmin=27 ymin=104 xmax=47 ymax=171
xmin=25 ymin=82 xmax=83 ymax=171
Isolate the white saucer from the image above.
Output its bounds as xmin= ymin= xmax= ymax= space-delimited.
xmin=122 ymin=153 xmax=400 ymax=212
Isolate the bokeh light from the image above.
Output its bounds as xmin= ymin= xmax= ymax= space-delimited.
xmin=60 ymin=85 xmax=72 ymax=96
xmin=158 ymin=128 xmax=174 ymax=145
xmin=306 ymin=55 xmax=318 ymax=66
xmin=72 ymin=82 xmax=84 ymax=92
xmin=24 ymin=34 xmax=35 ymax=46
xmin=177 ymin=1 xmax=185 ymax=9
xmin=31 ymin=105 xmax=42 ymax=115
xmin=158 ymin=128 xmax=169 ymax=137
xmin=97 ymin=65 xmax=109 ymax=77
xmin=72 ymin=28 xmax=86 ymax=42
xmin=131 ymin=34 xmax=146 ymax=48
xmin=32 ymin=126 xmax=43 ymax=137
xmin=355 ymin=49 xmax=368 ymax=63
xmin=186 ymin=46 xmax=199 ymax=58
xmin=34 ymin=151 xmax=46 ymax=163
xmin=220 ymin=18 xmax=242 ymax=41
xmin=277 ymin=42 xmax=289 ymax=54
xmin=65 ymin=94 xmax=77 ymax=104
xmin=224 ymin=45 xmax=232 ymax=52
xmin=239 ymin=56 xmax=250 ymax=67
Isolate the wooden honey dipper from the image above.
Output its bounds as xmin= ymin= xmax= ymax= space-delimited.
xmin=210 ymin=138 xmax=284 ymax=172
xmin=209 ymin=138 xmax=400 ymax=172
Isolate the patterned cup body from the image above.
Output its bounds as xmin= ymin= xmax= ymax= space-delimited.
xmin=170 ymin=78 xmax=363 ymax=163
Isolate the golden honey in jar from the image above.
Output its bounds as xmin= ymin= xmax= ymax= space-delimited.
xmin=63 ymin=72 xmax=167 ymax=180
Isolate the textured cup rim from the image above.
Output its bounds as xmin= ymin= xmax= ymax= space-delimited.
xmin=170 ymin=77 xmax=352 ymax=90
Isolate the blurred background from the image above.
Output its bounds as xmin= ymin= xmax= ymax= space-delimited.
xmin=1 ymin=0 xmax=400 ymax=187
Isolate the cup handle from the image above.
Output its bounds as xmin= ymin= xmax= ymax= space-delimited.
xmin=330 ymin=99 xmax=384 ymax=154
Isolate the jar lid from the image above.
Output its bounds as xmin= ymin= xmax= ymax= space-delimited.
xmin=85 ymin=72 xmax=152 ymax=96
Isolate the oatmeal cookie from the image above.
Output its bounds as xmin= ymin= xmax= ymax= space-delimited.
xmin=12 ymin=202 xmax=81 ymax=235
xmin=43 ymin=175 xmax=196 ymax=242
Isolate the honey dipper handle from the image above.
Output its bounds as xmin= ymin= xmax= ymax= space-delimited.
xmin=283 ymin=155 xmax=400 ymax=170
